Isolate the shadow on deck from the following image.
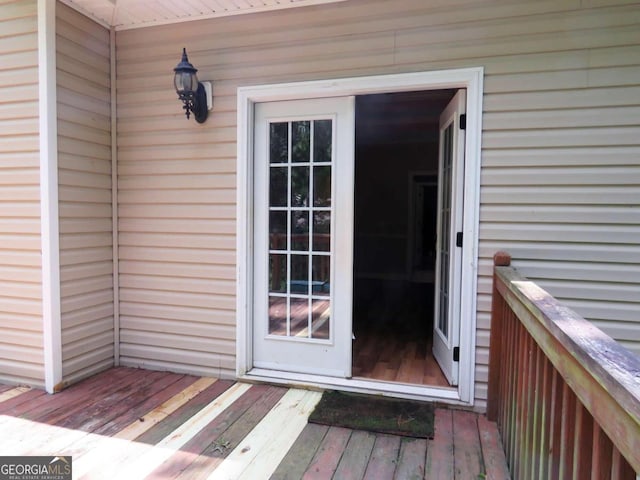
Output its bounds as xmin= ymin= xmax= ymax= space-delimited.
xmin=0 ymin=367 xmax=509 ymax=479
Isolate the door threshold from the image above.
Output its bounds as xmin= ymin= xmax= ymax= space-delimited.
xmin=241 ymin=368 xmax=467 ymax=405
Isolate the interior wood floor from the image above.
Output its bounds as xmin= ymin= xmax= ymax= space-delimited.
xmin=352 ymin=330 xmax=450 ymax=387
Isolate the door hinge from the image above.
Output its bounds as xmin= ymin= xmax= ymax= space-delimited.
xmin=453 ymin=347 xmax=460 ymax=362
xmin=456 ymin=232 xmax=463 ymax=247
xmin=459 ymin=114 xmax=467 ymax=130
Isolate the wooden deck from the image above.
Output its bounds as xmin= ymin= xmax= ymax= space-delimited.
xmin=0 ymin=367 xmax=509 ymax=479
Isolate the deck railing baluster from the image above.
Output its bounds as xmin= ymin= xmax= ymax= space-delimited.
xmin=548 ymin=369 xmax=562 ymax=480
xmin=528 ymin=342 xmax=542 ymax=480
xmin=487 ymin=252 xmax=640 ymax=480
xmin=538 ymin=355 xmax=553 ymax=480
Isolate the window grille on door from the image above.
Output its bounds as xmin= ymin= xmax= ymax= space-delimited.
xmin=267 ymin=119 xmax=333 ymax=340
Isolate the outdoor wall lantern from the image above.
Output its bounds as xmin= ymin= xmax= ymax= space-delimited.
xmin=173 ymin=48 xmax=212 ymax=123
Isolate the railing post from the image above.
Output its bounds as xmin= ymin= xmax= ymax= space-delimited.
xmin=487 ymin=251 xmax=511 ymax=421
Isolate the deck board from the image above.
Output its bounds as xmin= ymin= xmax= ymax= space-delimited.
xmin=303 ymin=426 xmax=352 ymax=479
xmin=478 ymin=414 xmax=511 ymax=480
xmin=0 ymin=386 xmax=30 ymax=403
xmin=208 ymin=389 xmax=322 ymax=480
xmin=166 ymin=384 xmax=288 ymax=479
xmin=393 ymin=437 xmax=428 ymax=479
xmin=453 ymin=410 xmax=484 ymax=479
xmin=0 ymin=367 xmax=510 ymax=479
xmin=134 ymin=379 xmax=235 ymax=444
xmin=425 ymin=408 xmax=455 ymax=479
xmin=362 ymin=434 xmax=401 ymax=479
xmin=333 ymin=430 xmax=376 ymax=480
xmin=100 ymin=374 xmax=205 ymax=438
xmin=0 ymin=387 xmax=46 ymax=415
xmin=270 ymin=423 xmax=329 ymax=480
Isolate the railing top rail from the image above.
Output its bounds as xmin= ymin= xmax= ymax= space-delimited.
xmin=492 ymin=252 xmax=640 ymax=472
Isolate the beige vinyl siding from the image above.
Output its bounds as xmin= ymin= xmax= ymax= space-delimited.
xmin=56 ymin=2 xmax=113 ymax=384
xmin=0 ymin=0 xmax=43 ymax=387
xmin=116 ymin=0 xmax=640 ymax=406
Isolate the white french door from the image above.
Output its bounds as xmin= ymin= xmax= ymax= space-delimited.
xmin=252 ymin=97 xmax=355 ymax=378
xmin=433 ymin=90 xmax=466 ymax=386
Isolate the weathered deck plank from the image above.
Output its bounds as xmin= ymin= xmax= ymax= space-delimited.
xmin=362 ymin=434 xmax=401 ymax=479
xmin=0 ymin=386 xmax=30 ymax=403
xmin=134 ymin=379 xmax=235 ymax=444
xmin=49 ymin=375 xmax=204 ymax=470
xmin=303 ymin=426 xmax=352 ymax=479
xmin=0 ymin=384 xmax=14 ymax=394
xmin=100 ymin=374 xmax=205 ymax=438
xmin=425 ymin=408 xmax=454 ymax=479
xmin=26 ymin=368 xmax=141 ymax=424
xmin=270 ymin=423 xmax=329 ymax=480
xmin=478 ymin=414 xmax=511 ymax=480
xmin=208 ymin=389 xmax=322 ymax=480
xmin=162 ymin=384 xmax=288 ymax=479
xmin=53 ymin=370 xmax=171 ymax=431
xmin=0 ymin=387 xmax=46 ymax=415
xmin=393 ymin=437 xmax=427 ymax=480
xmin=0 ymin=368 xmax=510 ymax=480
xmin=333 ymin=430 xmax=376 ymax=480
xmin=453 ymin=410 xmax=484 ymax=479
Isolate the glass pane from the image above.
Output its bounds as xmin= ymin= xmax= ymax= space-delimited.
xmin=311 ymin=299 xmax=330 ymax=339
xmin=291 ymin=166 xmax=309 ymax=207
xmin=313 ymin=166 xmax=331 ymax=207
xmin=269 ymin=211 xmax=287 ymax=250
xmin=291 ymin=121 xmax=310 ymax=163
xmin=290 ymin=254 xmax=309 ymax=294
xmin=313 ymin=120 xmax=332 ymax=164
xmin=290 ymin=298 xmax=309 ymax=337
xmin=291 ymin=210 xmax=309 ymax=251
xmin=270 ymin=122 xmax=288 ymax=164
xmin=268 ymin=296 xmax=287 ymax=336
xmin=269 ymin=167 xmax=288 ymax=207
xmin=269 ymin=254 xmax=286 ymax=293
xmin=437 ymin=123 xmax=454 ymax=339
xmin=312 ymin=211 xmax=331 ymax=252
xmin=312 ymin=255 xmax=330 ymax=296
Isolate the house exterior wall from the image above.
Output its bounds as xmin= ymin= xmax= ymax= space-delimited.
xmin=115 ymin=0 xmax=640 ymax=407
xmin=56 ymin=3 xmax=114 ymax=384
xmin=0 ymin=0 xmax=44 ymax=387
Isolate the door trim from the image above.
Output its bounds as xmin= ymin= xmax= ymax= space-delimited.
xmin=237 ymin=67 xmax=484 ymax=405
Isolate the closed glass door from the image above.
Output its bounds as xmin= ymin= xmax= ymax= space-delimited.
xmin=253 ymin=97 xmax=355 ymax=377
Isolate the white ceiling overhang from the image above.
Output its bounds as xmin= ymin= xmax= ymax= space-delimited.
xmin=59 ymin=0 xmax=348 ymax=30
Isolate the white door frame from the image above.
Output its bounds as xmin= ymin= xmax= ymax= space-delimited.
xmin=237 ymin=67 xmax=484 ymax=405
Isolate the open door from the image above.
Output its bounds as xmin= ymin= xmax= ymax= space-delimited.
xmin=433 ymin=90 xmax=466 ymax=386
xmin=252 ymin=97 xmax=355 ymax=377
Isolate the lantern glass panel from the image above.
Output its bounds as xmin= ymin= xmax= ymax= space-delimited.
xmin=174 ymin=71 xmax=198 ymax=93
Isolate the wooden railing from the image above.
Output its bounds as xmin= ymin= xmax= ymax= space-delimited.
xmin=487 ymin=252 xmax=640 ymax=480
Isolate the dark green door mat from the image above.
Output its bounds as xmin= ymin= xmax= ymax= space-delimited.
xmin=308 ymin=390 xmax=435 ymax=438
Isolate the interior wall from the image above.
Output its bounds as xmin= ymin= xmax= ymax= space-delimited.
xmin=114 ymin=0 xmax=640 ymax=406
xmin=0 ymin=0 xmax=44 ymax=387
xmin=56 ymin=2 xmax=114 ymax=385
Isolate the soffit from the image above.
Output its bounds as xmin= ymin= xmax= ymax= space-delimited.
xmin=59 ymin=0 xmax=348 ymax=30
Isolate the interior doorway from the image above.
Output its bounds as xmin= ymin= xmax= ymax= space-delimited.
xmin=351 ymin=89 xmax=458 ymax=387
